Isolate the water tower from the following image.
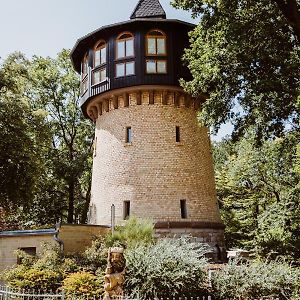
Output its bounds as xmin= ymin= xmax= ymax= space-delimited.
xmin=71 ymin=0 xmax=225 ymax=258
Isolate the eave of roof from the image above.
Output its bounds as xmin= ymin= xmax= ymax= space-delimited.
xmin=0 ymin=228 xmax=57 ymax=237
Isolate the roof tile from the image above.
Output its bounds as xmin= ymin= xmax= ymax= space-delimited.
xmin=130 ymin=0 xmax=166 ymax=19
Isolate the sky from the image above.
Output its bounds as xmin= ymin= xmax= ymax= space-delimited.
xmin=0 ymin=0 xmax=232 ymax=140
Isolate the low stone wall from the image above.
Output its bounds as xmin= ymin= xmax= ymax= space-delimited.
xmin=58 ymin=224 xmax=110 ymax=254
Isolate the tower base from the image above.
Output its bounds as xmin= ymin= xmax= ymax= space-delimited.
xmin=155 ymin=221 xmax=226 ymax=262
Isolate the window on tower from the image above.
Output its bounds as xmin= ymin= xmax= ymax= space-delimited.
xmin=146 ymin=30 xmax=167 ymax=74
xmin=126 ymin=126 xmax=132 ymax=143
xmin=124 ymin=201 xmax=130 ymax=220
xmin=180 ymin=199 xmax=187 ymax=219
xmin=115 ymin=32 xmax=135 ymax=77
xmin=116 ymin=32 xmax=134 ymax=59
xmin=92 ymin=41 xmax=107 ymax=85
xmin=81 ymin=53 xmax=89 ymax=95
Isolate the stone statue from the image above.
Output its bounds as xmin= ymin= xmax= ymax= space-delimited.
xmin=103 ymin=247 xmax=126 ymax=300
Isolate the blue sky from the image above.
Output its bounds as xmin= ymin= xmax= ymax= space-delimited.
xmin=0 ymin=0 xmax=232 ymax=140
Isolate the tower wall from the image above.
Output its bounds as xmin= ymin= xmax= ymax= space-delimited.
xmin=87 ymin=86 xmax=224 ymax=252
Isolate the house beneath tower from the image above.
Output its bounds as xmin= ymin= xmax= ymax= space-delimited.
xmin=71 ymin=0 xmax=226 ymax=260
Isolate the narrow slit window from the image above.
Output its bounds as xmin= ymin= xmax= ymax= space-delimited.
xmin=180 ymin=199 xmax=187 ymax=219
xmin=176 ymin=126 xmax=180 ymax=142
xmin=124 ymin=201 xmax=130 ymax=219
xmin=126 ymin=127 xmax=132 ymax=143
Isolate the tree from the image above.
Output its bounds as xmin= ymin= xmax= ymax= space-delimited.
xmin=30 ymin=50 xmax=94 ymax=224
xmin=0 ymin=50 xmax=93 ymax=227
xmin=172 ymin=0 xmax=300 ymax=139
xmin=213 ymin=130 xmax=300 ymax=260
xmin=0 ymin=53 xmax=51 ymax=216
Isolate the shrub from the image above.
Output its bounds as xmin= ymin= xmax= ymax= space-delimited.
xmin=62 ymin=271 xmax=103 ymax=297
xmin=81 ymin=236 xmax=108 ymax=274
xmin=125 ymin=238 xmax=209 ymax=299
xmin=3 ymin=266 xmax=62 ymax=291
xmin=106 ymin=217 xmax=155 ymax=248
xmin=212 ymin=259 xmax=300 ymax=300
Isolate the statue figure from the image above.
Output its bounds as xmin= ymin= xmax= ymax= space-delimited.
xmin=103 ymin=247 xmax=126 ymax=300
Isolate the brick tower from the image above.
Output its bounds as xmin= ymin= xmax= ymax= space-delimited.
xmin=71 ymin=0 xmax=225 ymax=258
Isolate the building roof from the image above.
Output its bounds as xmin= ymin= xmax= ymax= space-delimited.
xmin=130 ymin=0 xmax=166 ymax=19
xmin=0 ymin=228 xmax=56 ymax=237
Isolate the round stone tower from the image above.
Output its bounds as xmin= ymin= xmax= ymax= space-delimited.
xmin=71 ymin=0 xmax=225 ymax=257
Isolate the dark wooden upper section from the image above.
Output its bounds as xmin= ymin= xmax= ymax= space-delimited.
xmin=71 ymin=18 xmax=195 ymax=114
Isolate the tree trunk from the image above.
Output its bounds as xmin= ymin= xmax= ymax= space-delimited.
xmin=67 ymin=180 xmax=75 ymax=223
xmin=80 ymin=181 xmax=92 ymax=224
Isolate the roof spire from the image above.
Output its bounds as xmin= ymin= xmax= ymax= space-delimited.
xmin=130 ymin=0 xmax=166 ymax=19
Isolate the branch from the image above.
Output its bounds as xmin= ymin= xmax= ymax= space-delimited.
xmin=272 ymin=0 xmax=300 ymax=42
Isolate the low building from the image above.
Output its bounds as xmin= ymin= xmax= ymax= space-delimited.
xmin=0 ymin=224 xmax=109 ymax=271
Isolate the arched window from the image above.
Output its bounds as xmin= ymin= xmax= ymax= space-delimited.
xmin=146 ymin=30 xmax=167 ymax=74
xmin=81 ymin=53 xmax=89 ymax=94
xmin=94 ymin=41 xmax=106 ymax=67
xmin=115 ymin=32 xmax=135 ymax=77
xmin=93 ymin=41 xmax=107 ymax=85
xmin=116 ymin=32 xmax=134 ymax=59
xmin=146 ymin=30 xmax=166 ymax=55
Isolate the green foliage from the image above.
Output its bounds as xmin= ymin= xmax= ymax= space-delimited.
xmin=212 ymin=259 xmax=300 ymax=300
xmin=2 ymin=244 xmax=79 ymax=290
xmin=125 ymin=238 xmax=209 ymax=299
xmin=4 ymin=266 xmax=62 ymax=291
xmin=213 ymin=130 xmax=300 ymax=260
xmin=106 ymin=217 xmax=155 ymax=248
xmin=172 ymin=0 xmax=300 ymax=139
xmin=0 ymin=49 xmax=93 ymax=226
xmin=81 ymin=236 xmax=108 ymax=274
xmin=62 ymin=271 xmax=103 ymax=298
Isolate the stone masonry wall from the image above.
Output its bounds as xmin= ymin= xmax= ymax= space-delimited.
xmin=88 ymin=86 xmax=222 ymax=228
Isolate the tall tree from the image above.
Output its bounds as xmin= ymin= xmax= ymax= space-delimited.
xmin=30 ymin=50 xmax=94 ymax=224
xmin=213 ymin=130 xmax=300 ymax=259
xmin=172 ymin=0 xmax=300 ymax=139
xmin=0 ymin=53 xmax=51 ymax=215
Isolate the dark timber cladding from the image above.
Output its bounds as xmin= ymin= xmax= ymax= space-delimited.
xmin=70 ymin=0 xmax=196 ymax=116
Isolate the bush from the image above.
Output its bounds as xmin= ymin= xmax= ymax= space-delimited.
xmin=212 ymin=259 xmax=300 ymax=300
xmin=125 ymin=238 xmax=209 ymax=299
xmin=106 ymin=217 xmax=155 ymax=248
xmin=62 ymin=271 xmax=103 ymax=297
xmin=3 ymin=266 xmax=62 ymax=291
xmin=3 ymin=244 xmax=79 ymax=290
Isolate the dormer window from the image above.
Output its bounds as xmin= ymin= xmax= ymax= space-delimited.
xmin=146 ymin=30 xmax=167 ymax=74
xmin=116 ymin=32 xmax=134 ymax=59
xmin=81 ymin=53 xmax=89 ymax=94
xmin=93 ymin=41 xmax=107 ymax=85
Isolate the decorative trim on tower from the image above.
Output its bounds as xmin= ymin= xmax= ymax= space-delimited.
xmin=130 ymin=0 xmax=166 ymax=19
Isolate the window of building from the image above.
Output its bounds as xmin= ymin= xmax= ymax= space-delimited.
xmin=93 ymin=68 xmax=107 ymax=85
xmin=145 ymin=30 xmax=167 ymax=74
xmin=176 ymin=126 xmax=180 ymax=142
xmin=94 ymin=41 xmax=106 ymax=67
xmin=146 ymin=30 xmax=166 ymax=55
xmin=116 ymin=32 xmax=134 ymax=59
xmin=116 ymin=61 xmax=135 ymax=77
xmin=180 ymin=199 xmax=187 ymax=219
xmin=81 ymin=54 xmax=89 ymax=94
xmin=126 ymin=127 xmax=132 ymax=143
xmin=92 ymin=41 xmax=107 ymax=85
xmin=124 ymin=201 xmax=130 ymax=219
xmin=146 ymin=60 xmax=167 ymax=74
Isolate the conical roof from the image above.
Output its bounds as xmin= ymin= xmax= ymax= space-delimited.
xmin=130 ymin=0 xmax=166 ymax=19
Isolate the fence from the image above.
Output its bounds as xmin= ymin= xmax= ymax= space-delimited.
xmin=0 ymin=287 xmax=213 ymax=300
